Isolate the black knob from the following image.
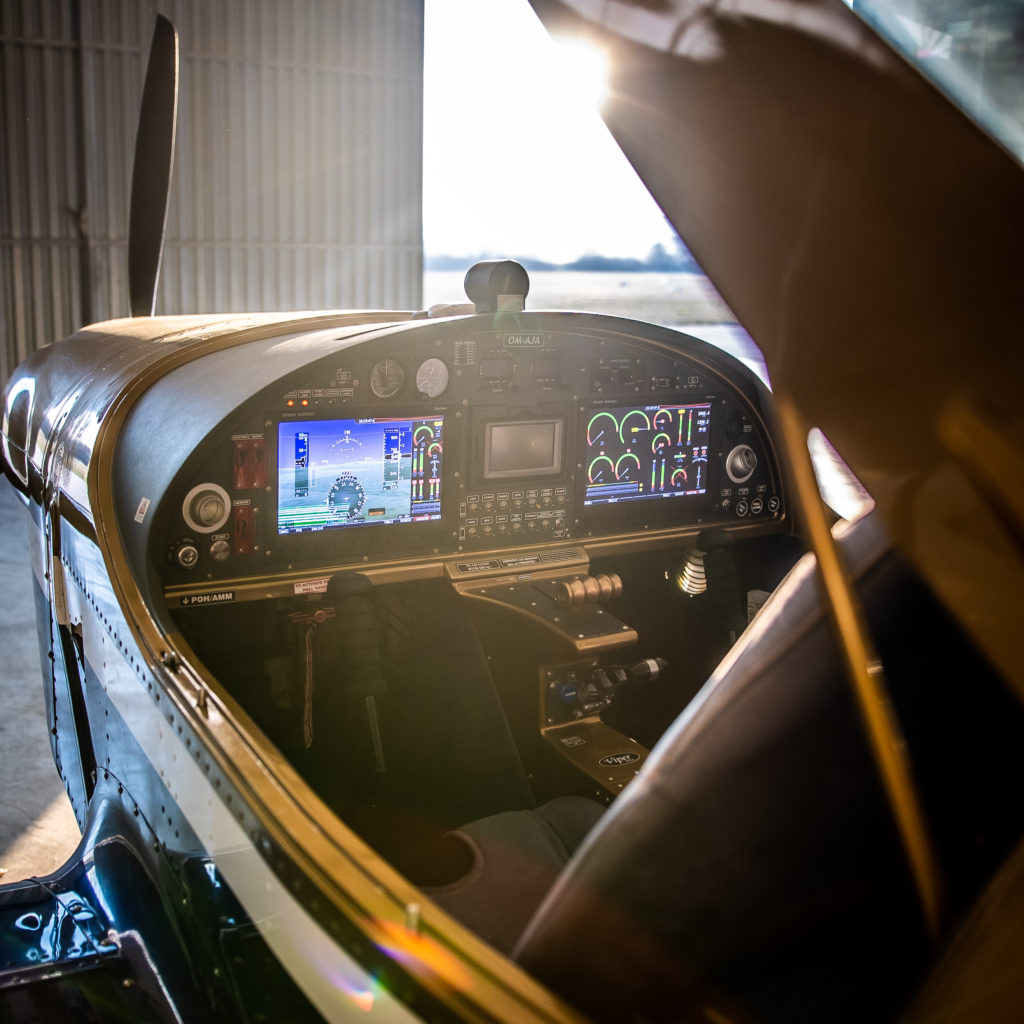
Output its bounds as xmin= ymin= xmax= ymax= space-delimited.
xmin=464 ymin=259 xmax=530 ymax=313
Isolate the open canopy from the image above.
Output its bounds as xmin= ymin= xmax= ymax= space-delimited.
xmin=528 ymin=0 xmax=1024 ymax=702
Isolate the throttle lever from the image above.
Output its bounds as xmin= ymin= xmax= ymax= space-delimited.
xmin=552 ymin=572 xmax=622 ymax=607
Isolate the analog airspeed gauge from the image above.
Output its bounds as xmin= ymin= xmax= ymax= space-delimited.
xmin=369 ymin=358 xmax=406 ymax=399
xmin=415 ymin=357 xmax=449 ymax=398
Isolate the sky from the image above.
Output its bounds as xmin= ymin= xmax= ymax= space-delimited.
xmin=422 ymin=0 xmax=680 ymax=263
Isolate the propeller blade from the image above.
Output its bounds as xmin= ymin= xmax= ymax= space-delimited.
xmin=128 ymin=15 xmax=179 ymax=317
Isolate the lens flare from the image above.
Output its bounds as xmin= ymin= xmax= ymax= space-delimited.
xmin=551 ymin=39 xmax=608 ymax=108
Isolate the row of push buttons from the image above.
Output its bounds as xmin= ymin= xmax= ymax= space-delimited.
xmin=465 ymin=487 xmax=568 ymax=514
xmin=462 ymin=488 xmax=569 ymax=544
xmin=464 ymin=513 xmax=566 ymax=542
xmin=719 ymin=483 xmax=781 ymax=520
xmin=734 ymin=495 xmax=780 ymax=518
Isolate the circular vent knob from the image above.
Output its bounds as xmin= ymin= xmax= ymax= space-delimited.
xmin=725 ymin=444 xmax=757 ymax=484
xmin=182 ymin=483 xmax=231 ymax=533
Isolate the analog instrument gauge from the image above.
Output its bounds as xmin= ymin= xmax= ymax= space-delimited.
xmin=369 ymin=358 xmax=406 ymax=399
xmin=415 ymin=357 xmax=449 ymax=398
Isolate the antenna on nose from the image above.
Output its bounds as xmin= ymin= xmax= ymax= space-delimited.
xmin=128 ymin=15 xmax=179 ymax=317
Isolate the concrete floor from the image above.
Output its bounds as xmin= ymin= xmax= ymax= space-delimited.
xmin=0 ymin=481 xmax=81 ymax=883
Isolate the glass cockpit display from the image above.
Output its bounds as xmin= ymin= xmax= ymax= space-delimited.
xmin=277 ymin=415 xmax=443 ymax=534
xmin=583 ymin=403 xmax=711 ymax=506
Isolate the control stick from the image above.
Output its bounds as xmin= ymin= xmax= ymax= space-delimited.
xmin=326 ymin=572 xmax=389 ymax=773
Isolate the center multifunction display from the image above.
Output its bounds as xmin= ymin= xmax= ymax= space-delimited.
xmin=484 ymin=419 xmax=563 ymax=479
xmin=460 ymin=415 xmax=570 ymax=546
xmin=277 ymin=415 xmax=444 ymax=534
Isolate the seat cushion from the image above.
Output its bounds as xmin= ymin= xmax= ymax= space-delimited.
xmin=514 ymin=513 xmax=1024 ymax=1023
xmin=422 ymin=795 xmax=604 ymax=953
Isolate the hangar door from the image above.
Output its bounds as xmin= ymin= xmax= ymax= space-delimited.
xmin=0 ymin=0 xmax=424 ymax=383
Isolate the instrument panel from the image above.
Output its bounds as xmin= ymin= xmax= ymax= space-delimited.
xmin=159 ymin=315 xmax=785 ymax=598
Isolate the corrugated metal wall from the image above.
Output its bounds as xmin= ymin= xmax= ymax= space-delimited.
xmin=1 ymin=0 xmax=424 ymax=384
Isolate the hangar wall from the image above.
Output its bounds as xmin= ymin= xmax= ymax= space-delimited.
xmin=0 ymin=0 xmax=424 ymax=385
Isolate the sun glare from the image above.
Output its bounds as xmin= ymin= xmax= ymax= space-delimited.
xmin=423 ymin=0 xmax=676 ymax=263
xmin=550 ymin=39 xmax=608 ymax=109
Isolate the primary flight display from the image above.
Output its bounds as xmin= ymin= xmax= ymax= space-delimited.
xmin=277 ymin=415 xmax=445 ymax=534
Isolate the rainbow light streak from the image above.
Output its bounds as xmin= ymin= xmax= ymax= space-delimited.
xmin=324 ymin=967 xmax=377 ymax=1013
xmin=373 ymin=919 xmax=473 ymax=991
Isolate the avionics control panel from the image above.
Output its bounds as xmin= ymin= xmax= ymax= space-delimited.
xmin=159 ymin=314 xmax=785 ymax=592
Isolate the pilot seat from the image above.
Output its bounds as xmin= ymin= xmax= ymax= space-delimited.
xmin=424 ymin=511 xmax=1024 ymax=1023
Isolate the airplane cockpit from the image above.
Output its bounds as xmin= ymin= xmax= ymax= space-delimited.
xmin=90 ymin=263 xmax=1021 ymax=1022
xmin=5 ymin=0 xmax=1023 ymax=1014
xmin=130 ymin=265 xmax=793 ymax=838
xmin=98 ymin=265 xmax=822 ymax=1014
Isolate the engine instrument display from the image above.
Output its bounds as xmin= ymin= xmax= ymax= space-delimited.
xmin=583 ymin=403 xmax=711 ymax=506
xmin=277 ymin=415 xmax=444 ymax=534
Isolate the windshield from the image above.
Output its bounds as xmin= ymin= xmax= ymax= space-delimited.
xmin=853 ymin=0 xmax=1024 ymax=163
xmin=422 ymin=0 xmax=767 ymax=383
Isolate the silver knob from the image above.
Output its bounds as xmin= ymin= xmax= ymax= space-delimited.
xmin=175 ymin=543 xmax=199 ymax=569
xmin=726 ymin=444 xmax=757 ymax=484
